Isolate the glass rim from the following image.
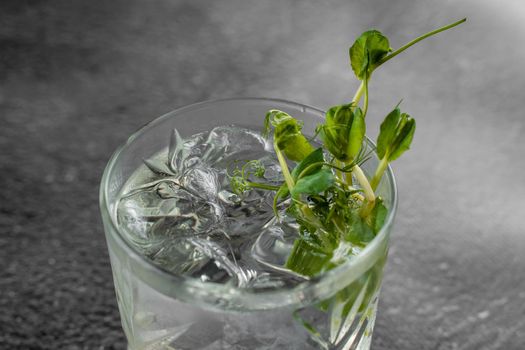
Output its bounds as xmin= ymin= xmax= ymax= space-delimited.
xmin=100 ymin=97 xmax=398 ymax=309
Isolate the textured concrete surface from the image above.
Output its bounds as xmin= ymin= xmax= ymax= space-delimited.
xmin=1 ymin=0 xmax=525 ymax=349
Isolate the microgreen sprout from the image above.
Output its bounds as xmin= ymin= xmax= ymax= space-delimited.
xmin=230 ymin=18 xmax=466 ymax=277
xmin=229 ymin=160 xmax=279 ymax=196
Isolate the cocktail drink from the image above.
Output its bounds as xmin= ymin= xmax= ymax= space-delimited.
xmin=100 ymin=19 xmax=465 ymax=350
xmin=100 ymin=98 xmax=395 ymax=350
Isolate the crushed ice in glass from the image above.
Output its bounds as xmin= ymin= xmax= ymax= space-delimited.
xmin=116 ymin=126 xmax=307 ymax=288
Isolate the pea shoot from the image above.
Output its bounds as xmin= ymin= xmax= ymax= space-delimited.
xmin=231 ymin=18 xmax=466 ymax=277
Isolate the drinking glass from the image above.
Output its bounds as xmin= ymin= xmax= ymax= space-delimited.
xmin=100 ymin=98 xmax=397 ymax=350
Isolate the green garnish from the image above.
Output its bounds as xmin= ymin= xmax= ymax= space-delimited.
xmin=231 ymin=18 xmax=466 ymax=277
xmin=229 ymin=160 xmax=280 ymax=195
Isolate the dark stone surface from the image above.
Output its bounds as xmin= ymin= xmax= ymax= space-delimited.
xmin=1 ymin=0 xmax=524 ymax=349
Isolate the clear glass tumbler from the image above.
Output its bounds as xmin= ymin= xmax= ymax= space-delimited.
xmin=100 ymin=98 xmax=397 ymax=350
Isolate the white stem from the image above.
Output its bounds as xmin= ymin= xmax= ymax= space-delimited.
xmin=353 ymin=165 xmax=375 ymax=204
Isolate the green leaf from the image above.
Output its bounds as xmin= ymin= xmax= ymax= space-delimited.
xmin=349 ymin=30 xmax=391 ymax=80
xmin=322 ymin=105 xmax=352 ymax=161
xmin=291 ymin=148 xmax=324 ymax=180
xmin=263 ymin=109 xmax=291 ymax=138
xmin=280 ymin=134 xmax=315 ymax=162
xmin=376 ymin=107 xmax=416 ymax=162
xmin=347 ymin=107 xmax=366 ymax=159
xmin=327 ymin=104 xmax=353 ymax=126
xmin=263 ymin=109 xmax=315 ymax=162
xmin=291 ymin=169 xmax=335 ymax=198
xmin=344 ymin=211 xmax=375 ymax=245
xmin=388 ymin=115 xmax=415 ymax=161
xmin=368 ymin=198 xmax=388 ymax=234
xmin=376 ymin=107 xmax=401 ymax=159
xmin=321 ymin=105 xmax=365 ymax=162
xmin=343 ymin=199 xmax=388 ymax=243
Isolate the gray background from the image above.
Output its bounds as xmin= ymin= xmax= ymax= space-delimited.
xmin=1 ymin=0 xmax=524 ymax=349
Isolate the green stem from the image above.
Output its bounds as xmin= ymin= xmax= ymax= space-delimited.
xmin=377 ymin=18 xmax=467 ymax=68
xmin=370 ymin=156 xmax=389 ymax=191
xmin=334 ymin=159 xmax=344 ymax=182
xmin=362 ymin=77 xmax=369 ymax=118
xmin=246 ymin=182 xmax=281 ymax=191
xmin=352 ymin=81 xmax=365 ymax=106
xmin=275 ymin=145 xmax=295 ymax=190
xmin=345 ymin=164 xmax=353 ymax=186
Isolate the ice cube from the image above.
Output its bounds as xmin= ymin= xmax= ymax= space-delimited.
xmin=180 ymin=166 xmax=219 ymax=202
xmin=218 ymin=189 xmax=274 ymax=238
xmin=202 ymin=126 xmax=267 ymax=167
xmin=258 ymin=155 xmax=284 ymax=183
xmin=183 ymin=236 xmax=259 ymax=287
xmin=148 ymin=238 xmax=210 ymax=275
xmin=251 ymin=217 xmax=308 ymax=281
xmin=168 ymin=129 xmax=207 ymax=175
xmin=117 ymin=178 xmax=223 ymax=243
